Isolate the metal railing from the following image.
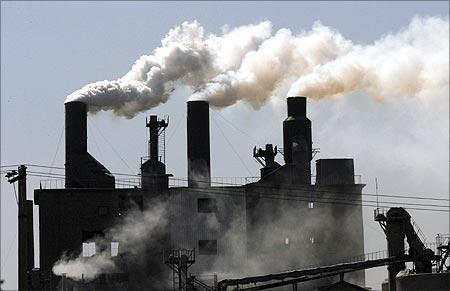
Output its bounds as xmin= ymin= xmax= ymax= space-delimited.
xmin=40 ymin=174 xmax=366 ymax=190
xmin=39 ymin=179 xmax=65 ymax=189
xmin=115 ymin=178 xmax=141 ymax=189
xmin=311 ymin=174 xmax=362 ymax=185
xmin=410 ymin=217 xmax=427 ymax=245
xmin=168 ymin=177 xmax=260 ymax=188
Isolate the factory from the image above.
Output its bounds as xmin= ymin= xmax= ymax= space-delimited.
xmin=24 ymin=96 xmax=366 ymax=290
xmin=4 ymin=95 xmax=444 ymax=291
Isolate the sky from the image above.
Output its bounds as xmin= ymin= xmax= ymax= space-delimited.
xmin=1 ymin=1 xmax=449 ymax=290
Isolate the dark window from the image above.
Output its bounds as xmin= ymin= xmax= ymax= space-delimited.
xmin=198 ymin=198 xmax=217 ymax=213
xmin=98 ymin=206 xmax=108 ymax=216
xmin=198 ymin=240 xmax=217 ymax=255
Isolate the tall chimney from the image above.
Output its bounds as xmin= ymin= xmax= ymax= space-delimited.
xmin=65 ymin=101 xmax=87 ymax=155
xmin=65 ymin=101 xmax=115 ymax=188
xmin=148 ymin=115 xmax=159 ymax=161
xmin=65 ymin=101 xmax=88 ymax=188
xmin=283 ymin=96 xmax=312 ymax=184
xmin=187 ymin=100 xmax=211 ymax=187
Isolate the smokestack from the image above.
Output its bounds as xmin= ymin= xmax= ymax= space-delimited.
xmin=65 ymin=102 xmax=88 ymax=188
xmin=283 ymin=97 xmax=312 ymax=184
xmin=65 ymin=101 xmax=115 ymax=188
xmin=65 ymin=101 xmax=87 ymax=155
xmin=187 ymin=100 xmax=211 ymax=187
xmin=148 ymin=115 xmax=159 ymax=161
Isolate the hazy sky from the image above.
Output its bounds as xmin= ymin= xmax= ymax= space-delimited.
xmin=1 ymin=1 xmax=449 ymax=290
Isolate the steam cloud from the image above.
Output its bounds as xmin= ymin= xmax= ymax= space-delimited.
xmin=52 ymin=199 xmax=168 ymax=282
xmin=66 ymin=16 xmax=448 ymax=117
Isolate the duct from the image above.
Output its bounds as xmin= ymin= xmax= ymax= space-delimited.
xmin=65 ymin=101 xmax=115 ymax=188
xmin=282 ymin=97 xmax=312 ymax=184
xmin=187 ymin=100 xmax=211 ymax=187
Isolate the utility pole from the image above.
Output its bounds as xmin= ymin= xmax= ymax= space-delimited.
xmin=6 ymin=165 xmax=32 ymax=291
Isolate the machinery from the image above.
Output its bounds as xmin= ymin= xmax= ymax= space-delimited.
xmin=216 ymin=207 xmax=444 ymax=291
xmin=375 ymin=207 xmax=441 ymax=291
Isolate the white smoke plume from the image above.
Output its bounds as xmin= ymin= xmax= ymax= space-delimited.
xmin=66 ymin=16 xmax=449 ymax=117
xmin=52 ymin=198 xmax=168 ymax=281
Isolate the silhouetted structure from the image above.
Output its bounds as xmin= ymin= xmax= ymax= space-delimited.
xmin=32 ymin=96 xmax=366 ymax=290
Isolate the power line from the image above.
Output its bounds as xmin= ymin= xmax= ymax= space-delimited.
xmin=89 ymin=118 xmax=134 ymax=174
xmin=19 ymin=164 xmax=449 ymax=202
xmin=5 ymin=163 xmax=449 ymax=208
xmin=167 ymin=111 xmax=185 ymax=144
xmin=25 ymin=172 xmax=449 ymax=212
xmin=88 ymin=122 xmax=105 ymax=162
xmin=48 ymin=125 xmax=64 ymax=175
xmin=167 ymin=177 xmax=449 ymax=210
xmin=211 ymin=115 xmax=254 ymax=176
xmin=0 ymin=164 xmax=21 ymax=168
xmin=210 ymin=108 xmax=262 ymax=144
xmin=173 ymin=184 xmax=450 ymax=213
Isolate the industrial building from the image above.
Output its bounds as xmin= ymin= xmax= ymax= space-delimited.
xmin=22 ymin=97 xmax=370 ymax=290
xmin=3 ymin=95 xmax=448 ymax=291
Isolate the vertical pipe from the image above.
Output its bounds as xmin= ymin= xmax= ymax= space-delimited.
xmin=187 ymin=101 xmax=211 ymax=187
xmin=148 ymin=115 xmax=159 ymax=161
xmin=18 ymin=165 xmax=28 ymax=290
xmin=26 ymin=200 xmax=34 ymax=272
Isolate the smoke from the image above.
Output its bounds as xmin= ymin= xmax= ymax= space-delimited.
xmin=52 ymin=197 xmax=168 ymax=282
xmin=66 ymin=16 xmax=448 ymax=117
xmin=66 ymin=20 xmax=271 ymax=117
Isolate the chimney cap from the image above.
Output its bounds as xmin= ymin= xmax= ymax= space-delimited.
xmin=286 ymin=96 xmax=307 ymax=117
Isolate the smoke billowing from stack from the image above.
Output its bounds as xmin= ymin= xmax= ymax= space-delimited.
xmin=65 ymin=16 xmax=448 ymax=117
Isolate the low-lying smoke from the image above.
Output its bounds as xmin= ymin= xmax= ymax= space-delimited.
xmin=52 ymin=198 xmax=168 ymax=281
xmin=66 ymin=16 xmax=448 ymax=117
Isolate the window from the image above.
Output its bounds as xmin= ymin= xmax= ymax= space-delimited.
xmin=308 ymin=202 xmax=314 ymax=209
xmin=198 ymin=240 xmax=217 ymax=255
xmin=111 ymin=242 xmax=119 ymax=257
xmin=98 ymin=206 xmax=108 ymax=216
xmin=82 ymin=242 xmax=96 ymax=257
xmin=198 ymin=198 xmax=217 ymax=213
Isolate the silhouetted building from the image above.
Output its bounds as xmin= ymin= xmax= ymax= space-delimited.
xmin=33 ymin=97 xmax=365 ymax=290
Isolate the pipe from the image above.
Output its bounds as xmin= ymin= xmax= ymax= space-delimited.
xmin=187 ymin=100 xmax=211 ymax=187
xmin=18 ymin=165 xmax=28 ymax=290
xmin=148 ymin=115 xmax=159 ymax=161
